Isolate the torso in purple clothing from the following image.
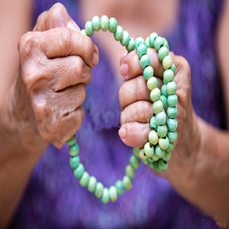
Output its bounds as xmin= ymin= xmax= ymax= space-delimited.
xmin=10 ymin=0 xmax=224 ymax=228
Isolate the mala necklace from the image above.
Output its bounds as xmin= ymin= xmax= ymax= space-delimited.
xmin=66 ymin=16 xmax=178 ymax=204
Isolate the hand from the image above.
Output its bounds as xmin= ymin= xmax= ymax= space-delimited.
xmin=10 ymin=3 xmax=99 ymax=154
xmin=118 ymin=48 xmax=201 ymax=197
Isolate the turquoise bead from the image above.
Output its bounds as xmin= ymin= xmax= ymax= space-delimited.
xmin=158 ymin=159 xmax=168 ymax=171
xmin=171 ymin=63 xmax=176 ymax=73
xmin=150 ymin=88 xmax=161 ymax=102
xmin=154 ymin=36 xmax=164 ymax=51
xmin=126 ymin=38 xmax=135 ymax=52
xmin=167 ymin=81 xmax=177 ymax=95
xmin=137 ymin=44 xmax=147 ymax=58
xmin=115 ymin=180 xmax=125 ymax=196
xmin=153 ymin=161 xmax=161 ymax=173
xmin=158 ymin=46 xmax=169 ymax=61
xmin=163 ymin=55 xmax=173 ymax=70
xmin=69 ymin=144 xmax=79 ymax=156
xmin=85 ymin=21 xmax=94 ymax=36
xmin=152 ymin=154 xmax=159 ymax=161
xmin=129 ymin=155 xmax=140 ymax=169
xmin=80 ymin=29 xmax=87 ymax=36
xmin=114 ymin=26 xmax=123 ymax=41
xmin=150 ymin=116 xmax=158 ymax=130
xmin=133 ymin=148 xmax=140 ymax=158
xmin=120 ymin=31 xmax=130 ymax=46
xmin=67 ymin=135 xmax=76 ymax=146
xmin=159 ymin=137 xmax=169 ymax=150
xmin=95 ymin=182 xmax=104 ymax=198
xmin=148 ymin=130 xmax=159 ymax=145
xmin=167 ymin=94 xmax=178 ymax=107
xmin=109 ymin=17 xmax=117 ymax=33
xmin=144 ymin=142 xmax=154 ymax=157
xmin=155 ymin=145 xmax=165 ymax=158
xmin=149 ymin=32 xmax=158 ymax=48
xmin=163 ymin=69 xmax=174 ymax=83
xmin=161 ymin=85 xmax=168 ymax=97
xmin=109 ymin=186 xmax=118 ymax=202
xmin=156 ymin=111 xmax=167 ymax=125
xmin=140 ymin=55 xmax=150 ymax=69
xmin=139 ymin=148 xmax=147 ymax=159
xmin=148 ymin=162 xmax=154 ymax=169
xmin=153 ymin=100 xmax=163 ymax=114
xmin=147 ymin=157 xmax=154 ymax=163
xmin=87 ymin=176 xmax=97 ymax=193
xmin=145 ymin=37 xmax=150 ymax=48
xmin=167 ymin=107 xmax=177 ymax=118
xmin=160 ymin=95 xmax=167 ymax=109
xmin=163 ymin=38 xmax=169 ymax=49
xmin=74 ymin=163 xmax=84 ymax=179
xmin=147 ymin=77 xmax=158 ymax=90
xmin=157 ymin=124 xmax=168 ymax=138
xmin=167 ymin=118 xmax=178 ymax=131
xmin=143 ymin=66 xmax=154 ymax=80
xmin=135 ymin=37 xmax=145 ymax=49
xmin=79 ymin=171 xmax=89 ymax=187
xmin=100 ymin=15 xmax=109 ymax=31
xmin=123 ymin=176 xmax=132 ymax=190
xmin=69 ymin=155 xmax=80 ymax=169
xmin=166 ymin=143 xmax=174 ymax=153
xmin=92 ymin=16 xmax=101 ymax=31
xmin=101 ymin=188 xmax=109 ymax=204
xmin=125 ymin=165 xmax=135 ymax=179
xmin=163 ymin=151 xmax=171 ymax=161
xmin=168 ymin=131 xmax=177 ymax=143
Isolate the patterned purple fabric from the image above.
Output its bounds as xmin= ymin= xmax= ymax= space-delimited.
xmin=10 ymin=0 xmax=224 ymax=228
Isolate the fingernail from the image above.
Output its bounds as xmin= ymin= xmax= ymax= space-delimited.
xmin=92 ymin=51 xmax=99 ymax=67
xmin=119 ymin=127 xmax=126 ymax=139
xmin=120 ymin=63 xmax=128 ymax=78
xmin=67 ymin=21 xmax=79 ymax=31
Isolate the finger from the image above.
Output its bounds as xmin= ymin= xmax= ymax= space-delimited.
xmin=120 ymin=101 xmax=153 ymax=125
xmin=119 ymin=75 xmax=163 ymax=109
xmin=118 ymin=122 xmax=150 ymax=148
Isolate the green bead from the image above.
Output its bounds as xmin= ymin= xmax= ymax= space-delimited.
xmin=80 ymin=29 xmax=87 ymax=36
xmin=74 ymin=163 xmax=84 ymax=179
xmin=147 ymin=157 xmax=154 ymax=163
xmin=155 ymin=145 xmax=165 ymax=158
xmin=167 ymin=118 xmax=178 ymax=131
xmin=150 ymin=88 xmax=161 ymax=102
xmin=92 ymin=16 xmax=101 ymax=31
xmin=158 ymin=46 xmax=169 ymax=61
xmin=148 ymin=130 xmax=158 ymax=145
xmin=139 ymin=148 xmax=147 ymax=159
xmin=114 ymin=26 xmax=123 ymax=41
xmin=159 ymin=137 xmax=169 ymax=150
xmin=158 ymin=159 xmax=168 ymax=171
xmin=163 ymin=38 xmax=169 ymax=49
xmin=123 ymin=176 xmax=132 ymax=190
xmin=156 ymin=111 xmax=167 ymax=125
xmin=153 ymin=161 xmax=161 ymax=173
xmin=85 ymin=21 xmax=94 ymax=36
xmin=148 ymin=162 xmax=154 ymax=169
xmin=87 ymin=176 xmax=97 ymax=193
xmin=150 ymin=116 xmax=158 ymax=130
xmin=154 ymin=37 xmax=164 ymax=52
xmin=95 ymin=182 xmax=104 ymax=198
xmin=160 ymin=95 xmax=167 ymax=109
xmin=101 ymin=188 xmax=109 ymax=204
xmin=100 ymin=15 xmax=109 ymax=31
xmin=144 ymin=142 xmax=154 ymax=157
xmin=171 ymin=63 xmax=176 ymax=73
xmin=168 ymin=95 xmax=178 ymax=107
xmin=79 ymin=171 xmax=89 ymax=187
xmin=143 ymin=66 xmax=154 ymax=80
xmin=126 ymin=38 xmax=135 ymax=52
xmin=137 ymin=44 xmax=147 ymax=58
xmin=120 ymin=31 xmax=130 ymax=46
xmin=69 ymin=144 xmax=79 ymax=156
xmin=140 ymin=55 xmax=150 ymax=69
xmin=69 ymin=156 xmax=80 ymax=169
xmin=166 ymin=143 xmax=174 ymax=153
xmin=129 ymin=155 xmax=140 ymax=169
xmin=152 ymin=154 xmax=159 ymax=161
xmin=163 ymin=69 xmax=174 ymax=83
xmin=168 ymin=131 xmax=177 ymax=143
xmin=67 ymin=135 xmax=76 ymax=146
xmin=167 ymin=107 xmax=177 ymax=118
xmin=147 ymin=77 xmax=158 ymax=90
xmin=161 ymin=85 xmax=168 ymax=97
xmin=135 ymin=37 xmax=145 ymax=49
xmin=157 ymin=125 xmax=168 ymax=138
xmin=109 ymin=17 xmax=117 ymax=33
xmin=142 ymin=159 xmax=148 ymax=165
xmin=133 ymin=147 xmax=140 ymax=158
xmin=145 ymin=37 xmax=150 ymax=48
xmin=163 ymin=55 xmax=173 ymax=70
xmin=163 ymin=151 xmax=171 ymax=161
xmin=153 ymin=100 xmax=163 ymax=114
xmin=149 ymin=32 xmax=158 ymax=48
xmin=115 ymin=180 xmax=125 ymax=196
xmin=167 ymin=81 xmax=177 ymax=95
xmin=125 ymin=165 xmax=135 ymax=179
xmin=109 ymin=186 xmax=117 ymax=202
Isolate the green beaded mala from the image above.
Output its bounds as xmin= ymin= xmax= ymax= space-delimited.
xmin=66 ymin=15 xmax=178 ymax=204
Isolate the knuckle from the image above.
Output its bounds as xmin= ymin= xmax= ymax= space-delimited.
xmin=135 ymin=77 xmax=146 ymax=100
xmin=84 ymin=37 xmax=94 ymax=63
xmin=77 ymin=84 xmax=86 ymax=103
xmin=51 ymin=2 xmax=66 ymax=13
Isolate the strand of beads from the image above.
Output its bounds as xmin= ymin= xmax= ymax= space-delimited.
xmin=67 ymin=15 xmax=177 ymax=204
